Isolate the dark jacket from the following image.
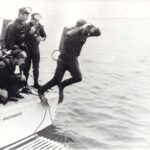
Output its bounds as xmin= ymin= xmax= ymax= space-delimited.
xmin=5 ymin=19 xmax=27 ymax=50
xmin=25 ymin=22 xmax=46 ymax=50
xmin=59 ymin=26 xmax=101 ymax=61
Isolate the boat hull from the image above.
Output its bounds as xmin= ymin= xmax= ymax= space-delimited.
xmin=0 ymin=92 xmax=58 ymax=148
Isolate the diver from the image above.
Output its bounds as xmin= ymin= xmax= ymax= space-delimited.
xmin=5 ymin=7 xmax=32 ymax=93
xmin=5 ymin=7 xmax=32 ymax=51
xmin=38 ymin=19 xmax=101 ymax=103
xmin=0 ymin=50 xmax=27 ymax=104
xmin=24 ymin=13 xmax=46 ymax=89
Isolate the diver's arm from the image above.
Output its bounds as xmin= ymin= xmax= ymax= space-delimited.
xmin=81 ymin=23 xmax=101 ymax=37
xmin=36 ymin=25 xmax=46 ymax=42
xmin=39 ymin=24 xmax=47 ymax=41
xmin=19 ymin=70 xmax=26 ymax=84
xmin=66 ymin=27 xmax=82 ymax=38
xmin=5 ymin=22 xmax=16 ymax=50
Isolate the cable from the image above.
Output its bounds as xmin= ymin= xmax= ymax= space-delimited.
xmin=29 ymin=92 xmax=39 ymax=97
xmin=33 ymin=105 xmax=47 ymax=134
xmin=48 ymin=108 xmax=53 ymax=124
xmin=46 ymin=102 xmax=53 ymax=124
xmin=32 ymin=92 xmax=53 ymax=134
xmin=27 ymin=69 xmax=54 ymax=133
xmin=33 ymin=102 xmax=53 ymax=135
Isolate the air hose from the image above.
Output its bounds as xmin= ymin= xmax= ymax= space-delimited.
xmin=51 ymin=50 xmax=60 ymax=61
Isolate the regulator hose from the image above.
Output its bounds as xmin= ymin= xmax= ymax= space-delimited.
xmin=51 ymin=50 xmax=60 ymax=61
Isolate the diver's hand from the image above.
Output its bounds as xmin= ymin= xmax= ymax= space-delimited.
xmin=36 ymin=36 xmax=45 ymax=42
xmin=82 ymin=23 xmax=94 ymax=31
xmin=30 ymin=26 xmax=36 ymax=34
xmin=20 ymin=75 xmax=26 ymax=82
xmin=90 ymin=26 xmax=97 ymax=34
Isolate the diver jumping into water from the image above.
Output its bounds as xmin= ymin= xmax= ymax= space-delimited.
xmin=38 ymin=19 xmax=101 ymax=103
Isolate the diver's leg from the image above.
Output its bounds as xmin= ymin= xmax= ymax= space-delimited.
xmin=58 ymin=59 xmax=82 ymax=103
xmin=32 ymin=51 xmax=40 ymax=88
xmin=7 ymin=75 xmax=26 ymax=101
xmin=61 ymin=59 xmax=82 ymax=88
xmin=21 ymin=49 xmax=32 ymax=93
xmin=24 ymin=49 xmax=32 ymax=82
xmin=39 ymin=58 xmax=66 ymax=94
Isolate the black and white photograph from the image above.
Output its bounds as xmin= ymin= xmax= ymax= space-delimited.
xmin=0 ymin=0 xmax=150 ymax=149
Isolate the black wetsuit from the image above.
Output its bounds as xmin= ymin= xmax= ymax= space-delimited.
xmin=24 ymin=22 xmax=46 ymax=86
xmin=0 ymin=58 xmax=26 ymax=100
xmin=4 ymin=19 xmax=27 ymax=92
xmin=40 ymin=26 xmax=101 ymax=93
xmin=5 ymin=19 xmax=27 ymax=51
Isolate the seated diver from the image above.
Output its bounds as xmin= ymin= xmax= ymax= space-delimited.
xmin=0 ymin=49 xmax=27 ymax=104
xmin=38 ymin=19 xmax=101 ymax=104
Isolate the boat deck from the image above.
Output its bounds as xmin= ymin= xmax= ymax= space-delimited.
xmin=0 ymin=88 xmax=58 ymax=114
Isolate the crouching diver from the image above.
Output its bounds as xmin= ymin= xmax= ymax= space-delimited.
xmin=0 ymin=50 xmax=27 ymax=104
xmin=38 ymin=19 xmax=101 ymax=104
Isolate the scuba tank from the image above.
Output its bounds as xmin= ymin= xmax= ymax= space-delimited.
xmin=59 ymin=27 xmax=72 ymax=52
xmin=52 ymin=27 xmax=73 ymax=61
